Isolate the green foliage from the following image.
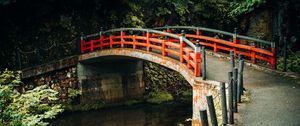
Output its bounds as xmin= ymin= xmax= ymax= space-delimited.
xmin=0 ymin=70 xmax=63 ymax=126
xmin=66 ymin=87 xmax=81 ymax=104
xmin=229 ymin=0 xmax=266 ymax=17
xmin=124 ymin=100 xmax=140 ymax=106
xmin=277 ymin=51 xmax=300 ymax=73
xmin=64 ymin=102 xmax=106 ymax=112
xmin=122 ymin=1 xmax=145 ymax=27
xmin=145 ymin=91 xmax=173 ymax=104
xmin=180 ymin=89 xmax=192 ymax=102
xmin=0 ymin=0 xmax=15 ymax=6
xmin=118 ymin=0 xmax=234 ymax=27
xmin=144 ymin=62 xmax=192 ymax=103
xmin=2 ymin=0 xmax=295 ymax=71
xmin=144 ymin=62 xmax=189 ymax=97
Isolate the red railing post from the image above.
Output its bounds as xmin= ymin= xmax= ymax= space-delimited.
xmin=120 ymin=31 xmax=125 ymax=48
xmin=250 ymin=50 xmax=256 ymax=63
xmin=100 ymin=35 xmax=104 ymax=49
xmin=271 ymin=42 xmax=276 ymax=69
xmin=166 ymin=28 xmax=172 ymax=44
xmin=80 ymin=36 xmax=85 ymax=53
xmin=214 ymin=28 xmax=219 ymax=53
xmin=109 ymin=35 xmax=113 ymax=49
xmin=233 ymin=28 xmax=238 ymax=56
xmin=166 ymin=28 xmax=172 ymax=34
xmin=188 ymin=52 xmax=193 ymax=69
xmin=90 ymin=39 xmax=94 ymax=52
xmin=214 ymin=43 xmax=218 ymax=52
xmin=180 ymin=30 xmax=185 ymax=63
xmin=146 ymin=31 xmax=152 ymax=51
xmin=196 ymin=28 xmax=201 ymax=36
xmin=251 ymin=43 xmax=256 ymax=64
xmin=164 ymin=28 xmax=171 ymax=56
xmin=194 ymin=41 xmax=201 ymax=77
xmin=133 ymin=35 xmax=136 ymax=49
xmin=162 ymin=40 xmax=167 ymax=56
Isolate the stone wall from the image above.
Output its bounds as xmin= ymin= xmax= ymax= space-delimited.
xmin=23 ymin=66 xmax=79 ymax=103
xmin=22 ymin=56 xmax=145 ymax=104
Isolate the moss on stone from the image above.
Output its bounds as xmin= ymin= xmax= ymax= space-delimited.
xmin=145 ymin=91 xmax=174 ymax=104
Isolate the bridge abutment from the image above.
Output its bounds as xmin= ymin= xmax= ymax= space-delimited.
xmin=77 ymin=57 xmax=145 ymax=104
xmin=192 ymin=81 xmax=220 ymax=126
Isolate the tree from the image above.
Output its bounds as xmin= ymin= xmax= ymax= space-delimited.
xmin=0 ymin=0 xmax=15 ymax=6
xmin=0 ymin=70 xmax=63 ymax=126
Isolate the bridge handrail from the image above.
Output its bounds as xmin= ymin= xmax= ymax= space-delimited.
xmin=83 ymin=28 xmax=196 ymax=49
xmin=153 ymin=26 xmax=274 ymax=47
xmin=81 ymin=27 xmax=202 ymax=77
xmin=154 ymin=26 xmax=276 ymax=69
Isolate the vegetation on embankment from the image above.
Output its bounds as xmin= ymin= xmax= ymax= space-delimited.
xmin=0 ymin=70 xmax=63 ymax=126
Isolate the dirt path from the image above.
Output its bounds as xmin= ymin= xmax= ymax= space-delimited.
xmin=205 ymin=54 xmax=300 ymax=126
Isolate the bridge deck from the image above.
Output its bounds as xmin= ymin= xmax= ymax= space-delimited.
xmin=206 ymin=53 xmax=300 ymax=126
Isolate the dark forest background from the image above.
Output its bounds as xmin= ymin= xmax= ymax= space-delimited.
xmin=0 ymin=0 xmax=299 ymax=72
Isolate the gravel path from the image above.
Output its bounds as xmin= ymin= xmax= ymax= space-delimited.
xmin=205 ymin=54 xmax=300 ymax=126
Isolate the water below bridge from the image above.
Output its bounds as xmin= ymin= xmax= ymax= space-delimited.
xmin=51 ymin=103 xmax=192 ymax=126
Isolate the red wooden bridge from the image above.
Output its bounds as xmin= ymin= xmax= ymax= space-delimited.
xmin=79 ymin=27 xmax=276 ymax=126
xmin=20 ymin=26 xmax=300 ymax=126
xmin=19 ymin=25 xmax=283 ymax=126
xmin=80 ymin=26 xmax=276 ymax=78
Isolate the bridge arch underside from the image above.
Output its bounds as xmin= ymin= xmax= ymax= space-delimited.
xmin=79 ymin=48 xmax=220 ymax=125
xmin=79 ymin=48 xmax=198 ymax=86
xmin=77 ymin=55 xmax=146 ymax=104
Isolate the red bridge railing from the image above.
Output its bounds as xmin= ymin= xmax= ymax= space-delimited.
xmin=80 ymin=28 xmax=201 ymax=77
xmin=154 ymin=26 xmax=276 ymax=69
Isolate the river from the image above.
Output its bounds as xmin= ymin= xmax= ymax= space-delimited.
xmin=51 ymin=103 xmax=192 ymax=126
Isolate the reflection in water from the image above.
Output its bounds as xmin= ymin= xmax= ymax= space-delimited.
xmin=51 ymin=103 xmax=192 ymax=126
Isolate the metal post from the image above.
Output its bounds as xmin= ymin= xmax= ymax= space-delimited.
xmin=80 ymin=36 xmax=84 ymax=53
xmin=220 ymin=82 xmax=228 ymax=125
xmin=206 ymin=95 xmax=218 ymax=126
xmin=200 ymin=109 xmax=209 ymax=126
xmin=233 ymin=67 xmax=238 ymax=112
xmin=230 ymin=50 xmax=235 ymax=71
xmin=238 ymin=54 xmax=242 ymax=61
xmin=283 ymin=37 xmax=287 ymax=72
xmin=238 ymin=59 xmax=245 ymax=97
xmin=273 ymin=35 xmax=278 ymax=69
xmin=228 ymin=71 xmax=234 ymax=124
xmin=233 ymin=28 xmax=238 ymax=56
xmin=202 ymin=46 xmax=207 ymax=80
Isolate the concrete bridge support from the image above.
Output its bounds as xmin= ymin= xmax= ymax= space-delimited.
xmin=192 ymin=81 xmax=220 ymax=126
xmin=77 ymin=57 xmax=145 ymax=104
